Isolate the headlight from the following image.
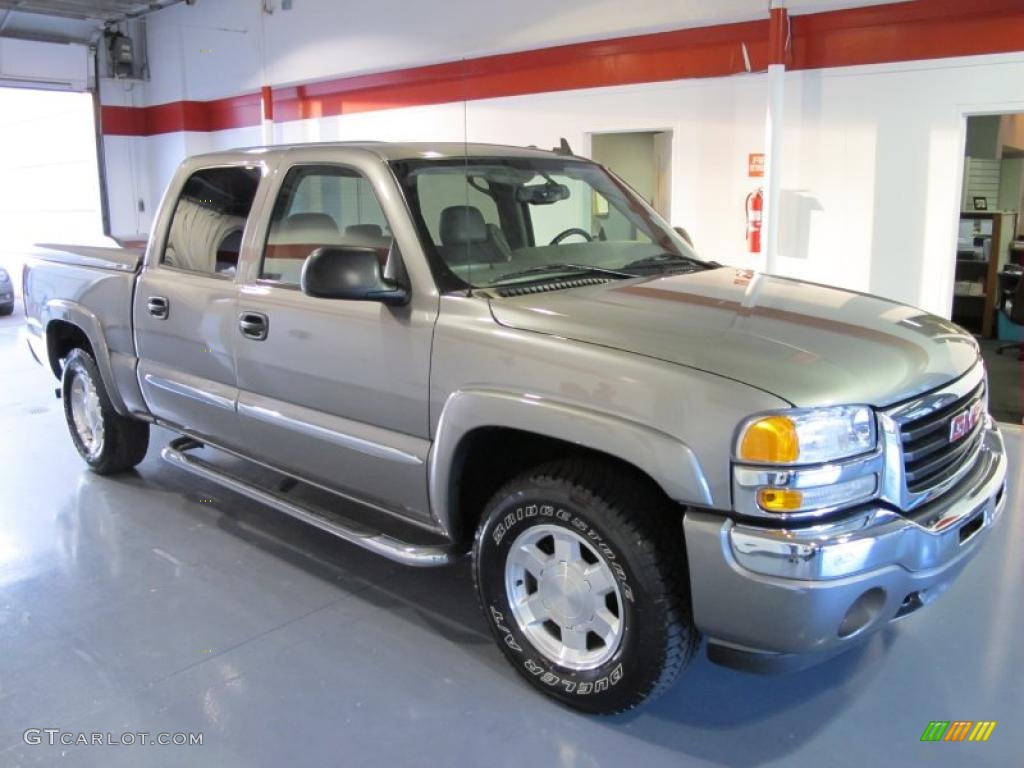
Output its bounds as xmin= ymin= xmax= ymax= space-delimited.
xmin=736 ymin=405 xmax=875 ymax=465
xmin=0 ymin=268 xmax=8 ymax=282
xmin=733 ymin=405 xmax=881 ymax=518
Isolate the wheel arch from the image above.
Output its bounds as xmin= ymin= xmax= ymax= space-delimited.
xmin=429 ymin=389 xmax=712 ymax=543
xmin=42 ymin=300 xmax=128 ymax=415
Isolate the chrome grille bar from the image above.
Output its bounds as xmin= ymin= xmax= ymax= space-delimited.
xmin=882 ymin=363 xmax=988 ymax=510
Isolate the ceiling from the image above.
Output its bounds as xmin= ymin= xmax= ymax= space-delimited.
xmin=0 ymin=0 xmax=184 ymax=44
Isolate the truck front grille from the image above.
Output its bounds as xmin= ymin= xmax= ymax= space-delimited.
xmin=899 ymin=382 xmax=985 ymax=494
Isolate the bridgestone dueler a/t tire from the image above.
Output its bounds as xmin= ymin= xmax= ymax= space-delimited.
xmin=472 ymin=459 xmax=699 ymax=714
xmin=62 ymin=348 xmax=150 ymax=474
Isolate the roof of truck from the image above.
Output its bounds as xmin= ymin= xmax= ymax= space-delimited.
xmin=191 ymin=141 xmax=579 ymax=163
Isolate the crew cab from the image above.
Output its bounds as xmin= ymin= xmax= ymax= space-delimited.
xmin=23 ymin=142 xmax=1007 ymax=714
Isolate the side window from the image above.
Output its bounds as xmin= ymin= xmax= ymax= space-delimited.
xmin=161 ymin=166 xmax=260 ymax=275
xmin=261 ymin=165 xmax=392 ymax=286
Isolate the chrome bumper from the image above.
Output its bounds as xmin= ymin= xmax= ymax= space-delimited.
xmin=684 ymin=422 xmax=1007 ymax=672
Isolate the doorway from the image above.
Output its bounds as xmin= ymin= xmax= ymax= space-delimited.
xmin=590 ymin=131 xmax=672 ymax=221
xmin=956 ymin=114 xmax=1024 ymax=423
xmin=0 ymin=87 xmax=105 ymax=303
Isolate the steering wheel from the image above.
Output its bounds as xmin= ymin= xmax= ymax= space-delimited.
xmin=549 ymin=228 xmax=593 ymax=245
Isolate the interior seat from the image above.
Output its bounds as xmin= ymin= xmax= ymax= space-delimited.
xmin=279 ymin=212 xmax=340 ymax=241
xmin=264 ymin=212 xmax=344 ymax=283
xmin=438 ymin=205 xmax=511 ymax=265
xmin=344 ymin=223 xmax=392 ymax=254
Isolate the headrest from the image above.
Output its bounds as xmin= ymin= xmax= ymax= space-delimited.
xmin=440 ymin=206 xmax=488 ymax=245
xmin=284 ymin=212 xmax=339 ymax=235
xmin=345 ymin=224 xmax=383 ymax=239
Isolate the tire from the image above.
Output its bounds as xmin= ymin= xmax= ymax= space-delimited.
xmin=0 ymin=305 xmax=13 ymax=316
xmin=472 ymin=458 xmax=699 ymax=714
xmin=62 ymin=348 xmax=149 ymax=474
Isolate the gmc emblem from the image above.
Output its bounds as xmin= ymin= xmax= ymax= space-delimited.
xmin=949 ymin=401 xmax=983 ymax=443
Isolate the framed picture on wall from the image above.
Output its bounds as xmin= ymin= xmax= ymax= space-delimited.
xmin=592 ymin=191 xmax=610 ymax=218
xmin=973 ymin=196 xmax=988 ymax=211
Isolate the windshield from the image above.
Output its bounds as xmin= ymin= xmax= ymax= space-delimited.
xmin=390 ymin=156 xmax=709 ymax=290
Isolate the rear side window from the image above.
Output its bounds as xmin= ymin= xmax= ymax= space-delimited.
xmin=161 ymin=166 xmax=261 ymax=276
xmin=260 ymin=165 xmax=392 ymax=286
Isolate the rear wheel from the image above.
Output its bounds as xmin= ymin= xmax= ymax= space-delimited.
xmin=62 ymin=348 xmax=149 ymax=474
xmin=472 ymin=458 xmax=699 ymax=714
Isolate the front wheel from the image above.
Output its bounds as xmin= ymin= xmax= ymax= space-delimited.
xmin=62 ymin=348 xmax=150 ymax=474
xmin=472 ymin=459 xmax=699 ymax=714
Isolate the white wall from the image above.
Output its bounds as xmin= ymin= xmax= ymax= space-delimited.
xmin=778 ymin=53 xmax=1024 ymax=315
xmin=97 ymin=0 xmax=1024 ymax=318
xmin=107 ymin=51 xmax=1024 ymax=318
xmin=228 ymin=74 xmax=767 ymax=271
xmin=130 ymin=0 xmax=906 ymax=103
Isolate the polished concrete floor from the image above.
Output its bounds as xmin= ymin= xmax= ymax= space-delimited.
xmin=1 ymin=311 xmax=1022 ymax=768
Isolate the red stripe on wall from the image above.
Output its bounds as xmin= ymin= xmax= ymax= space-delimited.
xmin=99 ymin=0 xmax=1024 ymax=137
xmin=792 ymin=0 xmax=1024 ymax=70
xmin=272 ymin=19 xmax=768 ymax=122
xmin=101 ymin=94 xmax=260 ymax=135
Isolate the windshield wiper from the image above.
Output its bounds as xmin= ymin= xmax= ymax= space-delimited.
xmin=620 ymin=252 xmax=712 ymax=273
xmin=492 ymin=262 xmax=635 ymax=284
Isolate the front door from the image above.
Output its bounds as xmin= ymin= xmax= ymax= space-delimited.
xmin=134 ymin=163 xmax=262 ymax=447
xmin=233 ymin=157 xmax=437 ymax=525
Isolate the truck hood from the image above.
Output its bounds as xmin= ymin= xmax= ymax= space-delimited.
xmin=488 ymin=268 xmax=980 ymax=408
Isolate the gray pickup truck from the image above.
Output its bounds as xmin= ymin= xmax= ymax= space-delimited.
xmin=24 ymin=142 xmax=1007 ymax=714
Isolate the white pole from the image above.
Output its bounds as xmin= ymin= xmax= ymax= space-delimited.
xmin=763 ymin=61 xmax=785 ymax=273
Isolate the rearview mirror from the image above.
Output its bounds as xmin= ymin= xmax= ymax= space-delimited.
xmin=300 ymin=247 xmax=409 ymax=306
xmin=516 ymin=182 xmax=570 ymax=205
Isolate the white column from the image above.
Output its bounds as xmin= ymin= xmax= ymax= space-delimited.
xmin=763 ymin=62 xmax=785 ymax=274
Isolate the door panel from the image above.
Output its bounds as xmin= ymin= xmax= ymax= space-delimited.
xmin=134 ymin=269 xmax=240 ymax=443
xmin=233 ymin=161 xmax=436 ymax=523
xmin=134 ymin=163 xmax=263 ymax=447
xmin=234 ymin=284 xmax=435 ymax=521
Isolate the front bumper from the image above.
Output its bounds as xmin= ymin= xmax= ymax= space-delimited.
xmin=684 ymin=422 xmax=1007 ymax=672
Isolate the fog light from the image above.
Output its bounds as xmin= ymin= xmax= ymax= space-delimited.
xmin=756 ymin=474 xmax=877 ymax=514
xmin=838 ymin=587 xmax=886 ymax=638
xmin=757 ymin=488 xmax=802 ymax=511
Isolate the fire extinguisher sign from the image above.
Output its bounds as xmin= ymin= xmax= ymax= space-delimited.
xmin=748 ymin=153 xmax=765 ymax=178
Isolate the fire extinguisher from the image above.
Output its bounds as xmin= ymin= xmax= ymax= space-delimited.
xmin=746 ymin=188 xmax=763 ymax=253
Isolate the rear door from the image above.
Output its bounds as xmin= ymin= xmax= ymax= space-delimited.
xmin=134 ymin=161 xmax=265 ymax=447
xmin=232 ymin=149 xmax=438 ymax=526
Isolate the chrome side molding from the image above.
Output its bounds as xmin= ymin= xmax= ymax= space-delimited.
xmin=144 ymin=373 xmax=235 ymax=411
xmin=160 ymin=437 xmax=458 ymax=567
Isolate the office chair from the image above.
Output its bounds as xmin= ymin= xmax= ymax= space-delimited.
xmin=996 ymin=272 xmax=1024 ymax=360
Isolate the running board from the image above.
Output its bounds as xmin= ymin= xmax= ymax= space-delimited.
xmin=160 ymin=437 xmax=458 ymax=567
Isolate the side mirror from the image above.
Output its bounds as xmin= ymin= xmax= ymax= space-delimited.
xmin=300 ymin=247 xmax=409 ymax=306
xmin=673 ymin=226 xmax=694 ymax=247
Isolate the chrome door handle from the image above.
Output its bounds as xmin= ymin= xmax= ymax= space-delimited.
xmin=147 ymin=296 xmax=169 ymax=319
xmin=239 ymin=311 xmax=269 ymax=341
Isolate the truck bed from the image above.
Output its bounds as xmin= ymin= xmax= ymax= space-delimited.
xmin=33 ymin=243 xmax=144 ymax=273
xmin=23 ymin=242 xmax=148 ymax=418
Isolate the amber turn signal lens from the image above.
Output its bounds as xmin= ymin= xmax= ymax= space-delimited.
xmin=738 ymin=416 xmax=799 ymax=463
xmin=757 ymin=488 xmax=804 ymax=512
